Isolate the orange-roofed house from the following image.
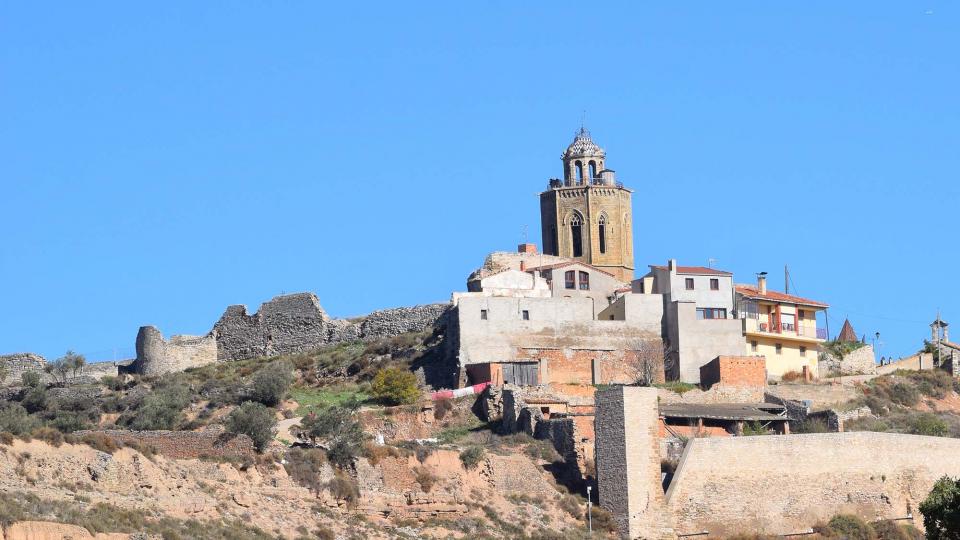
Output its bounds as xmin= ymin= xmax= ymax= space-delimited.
xmin=735 ymin=274 xmax=829 ymax=379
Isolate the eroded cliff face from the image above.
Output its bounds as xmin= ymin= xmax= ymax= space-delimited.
xmin=210 ymin=292 xmax=449 ymax=362
xmin=0 ymin=437 xmax=587 ymax=539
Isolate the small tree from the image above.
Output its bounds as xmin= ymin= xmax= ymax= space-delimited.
xmin=129 ymin=385 xmax=191 ymax=430
xmin=626 ymin=339 xmax=665 ymax=386
xmin=921 ymin=475 xmax=960 ymax=537
xmin=21 ymin=371 xmax=42 ymax=388
xmin=300 ymin=404 xmax=364 ymax=469
xmin=226 ymin=401 xmax=277 ymax=452
xmin=370 ymin=367 xmax=420 ymax=405
xmin=250 ymin=360 xmax=294 ymax=406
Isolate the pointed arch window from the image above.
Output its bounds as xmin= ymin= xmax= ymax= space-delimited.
xmin=570 ymin=213 xmax=583 ymax=257
xmin=589 ymin=161 xmax=597 ymax=182
xmin=598 ymin=215 xmax=607 ymax=254
xmin=575 ymin=161 xmax=584 ymax=185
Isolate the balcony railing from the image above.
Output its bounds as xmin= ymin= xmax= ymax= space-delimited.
xmin=742 ymin=318 xmax=827 ymax=340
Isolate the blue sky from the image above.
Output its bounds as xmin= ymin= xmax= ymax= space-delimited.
xmin=2 ymin=2 xmax=957 ymax=362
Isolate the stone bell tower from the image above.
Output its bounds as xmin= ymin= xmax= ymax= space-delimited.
xmin=539 ymin=127 xmax=634 ymax=282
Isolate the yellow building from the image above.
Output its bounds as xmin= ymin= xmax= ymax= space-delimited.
xmin=735 ymin=275 xmax=828 ymax=379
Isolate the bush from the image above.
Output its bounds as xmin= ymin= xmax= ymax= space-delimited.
xmin=909 ymin=413 xmax=948 ymax=437
xmin=558 ymin=494 xmax=582 ymax=519
xmin=284 ymin=447 xmax=327 ymax=494
xmin=795 ymin=417 xmax=830 ymax=434
xmin=370 ymin=368 xmax=420 ymax=406
xmin=887 ymin=382 xmax=920 ymax=407
xmin=30 ymin=427 xmax=64 ymax=447
xmin=459 ymin=446 xmax=485 ymax=470
xmin=327 ymin=473 xmax=359 ymax=505
xmin=300 ymin=405 xmax=364 ymax=469
xmin=590 ymin=506 xmax=619 ymax=533
xmin=414 ymin=466 xmax=438 ymax=492
xmin=871 ymin=519 xmax=923 ymax=540
xmin=129 ymin=385 xmax=191 ymax=430
xmin=920 ymin=475 xmax=960 ymax=537
xmin=434 ymin=398 xmax=454 ymax=420
xmin=0 ymin=432 xmax=13 ymax=445
xmin=20 ymin=371 xmax=42 ymax=388
xmin=20 ymin=387 xmax=48 ymax=414
xmin=225 ymin=401 xmax=277 ymax=452
xmin=80 ymin=433 xmax=119 ymax=454
xmin=250 ymin=360 xmax=294 ymax=407
xmin=0 ymin=403 xmax=39 ymax=436
xmin=823 ymin=514 xmax=875 ymax=540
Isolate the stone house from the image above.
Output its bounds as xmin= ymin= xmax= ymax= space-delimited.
xmin=736 ymin=274 xmax=828 ymax=379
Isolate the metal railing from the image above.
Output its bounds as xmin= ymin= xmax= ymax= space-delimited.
xmin=742 ymin=318 xmax=826 ymax=339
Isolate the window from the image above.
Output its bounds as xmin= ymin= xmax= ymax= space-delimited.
xmin=564 ymin=270 xmax=576 ymax=289
xmin=579 ymin=271 xmax=590 ymax=290
xmin=575 ymin=161 xmax=583 ymax=184
xmin=522 ymin=310 xmax=529 ymax=320
xmin=480 ymin=309 xmax=487 ymax=320
xmin=710 ymin=278 xmax=719 ymax=291
xmin=589 ymin=160 xmax=597 ymax=180
xmin=800 ymin=346 xmax=807 ymax=357
xmin=751 ymin=341 xmax=758 ymax=352
xmin=798 ymin=309 xmax=806 ymax=320
xmin=775 ymin=343 xmax=783 ymax=355
xmin=598 ymin=215 xmax=607 ymax=254
xmin=685 ymin=278 xmax=695 ymax=290
xmin=638 ymin=280 xmax=645 ymax=293
xmin=570 ymin=213 xmax=583 ymax=257
xmin=696 ymin=308 xmax=728 ymax=320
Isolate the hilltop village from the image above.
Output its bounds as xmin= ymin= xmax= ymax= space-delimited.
xmin=4 ymin=129 xmax=960 ymax=539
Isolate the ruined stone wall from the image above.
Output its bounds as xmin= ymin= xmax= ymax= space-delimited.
xmin=665 ymin=432 xmax=960 ymax=536
xmin=74 ymin=429 xmax=255 ymax=460
xmin=818 ymin=344 xmax=876 ymax=377
xmin=133 ymin=326 xmax=218 ymax=377
xmin=0 ymin=353 xmax=47 ymax=386
xmin=211 ymin=292 xmax=449 ymax=362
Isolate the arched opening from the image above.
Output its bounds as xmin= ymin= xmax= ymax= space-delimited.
xmin=570 ymin=213 xmax=583 ymax=257
xmin=575 ymin=161 xmax=583 ymax=185
xmin=598 ymin=215 xmax=607 ymax=254
xmin=589 ymin=161 xmax=597 ymax=181
xmin=550 ymin=226 xmax=557 ymax=255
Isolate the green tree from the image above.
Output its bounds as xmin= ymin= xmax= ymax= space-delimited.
xmin=300 ymin=404 xmax=364 ymax=469
xmin=370 ymin=367 xmax=420 ymax=406
xmin=226 ymin=401 xmax=277 ymax=452
xmin=921 ymin=476 xmax=960 ymax=538
xmin=250 ymin=360 xmax=294 ymax=407
xmin=129 ymin=385 xmax=191 ymax=430
xmin=21 ymin=371 xmax=42 ymax=388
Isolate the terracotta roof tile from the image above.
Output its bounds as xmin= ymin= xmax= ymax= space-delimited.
xmin=735 ymin=285 xmax=828 ymax=308
xmin=648 ymin=265 xmax=732 ymax=276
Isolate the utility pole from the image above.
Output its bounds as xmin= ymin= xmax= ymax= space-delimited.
xmin=785 ymin=265 xmax=790 ymax=294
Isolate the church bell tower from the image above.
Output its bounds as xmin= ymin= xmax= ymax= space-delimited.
xmin=539 ymin=127 xmax=634 ymax=282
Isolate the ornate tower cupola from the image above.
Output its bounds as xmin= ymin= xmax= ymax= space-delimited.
xmin=562 ymin=127 xmax=607 ymax=186
xmin=540 ymin=127 xmax=634 ymax=282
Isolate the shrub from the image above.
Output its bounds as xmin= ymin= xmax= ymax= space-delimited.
xmin=299 ymin=405 xmax=364 ymax=469
xmin=20 ymin=371 xmax=42 ymax=388
xmin=370 ymin=368 xmax=420 ymax=406
xmin=0 ymin=403 xmax=39 ymax=436
xmin=434 ymin=398 xmax=454 ymax=420
xmin=129 ymin=385 xmax=191 ymax=430
xmin=795 ymin=417 xmax=830 ymax=434
xmin=327 ymin=473 xmax=359 ymax=505
xmin=921 ymin=475 xmax=960 ymax=537
xmin=80 ymin=433 xmax=119 ymax=454
xmin=327 ymin=438 xmax=360 ymax=469
xmin=590 ymin=506 xmax=618 ymax=533
xmin=284 ymin=447 xmax=327 ymax=494
xmin=414 ymin=466 xmax=438 ymax=492
xmin=871 ymin=519 xmax=923 ymax=540
xmin=823 ymin=514 xmax=875 ymax=540
xmin=30 ymin=427 xmax=64 ymax=447
xmin=523 ymin=438 xmax=562 ymax=463
xmin=20 ymin=387 xmax=48 ymax=414
xmin=887 ymin=382 xmax=920 ymax=407
xmin=225 ymin=401 xmax=277 ymax=452
xmin=742 ymin=422 xmax=770 ymax=436
xmin=0 ymin=432 xmax=14 ymax=445
xmin=909 ymin=413 xmax=948 ymax=437
xmin=459 ymin=446 xmax=485 ymax=470
xmin=250 ymin=360 xmax=294 ymax=407
xmin=100 ymin=376 xmax=124 ymax=392
xmin=558 ymin=494 xmax=582 ymax=519
xmin=781 ymin=370 xmax=804 ymax=382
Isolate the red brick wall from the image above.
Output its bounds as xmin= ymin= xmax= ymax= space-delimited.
xmin=699 ymin=356 xmax=766 ymax=389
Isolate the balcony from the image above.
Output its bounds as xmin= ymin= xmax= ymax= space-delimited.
xmin=742 ymin=317 xmax=827 ymax=340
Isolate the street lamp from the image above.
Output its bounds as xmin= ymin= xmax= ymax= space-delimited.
xmin=586 ymin=485 xmax=593 ymax=535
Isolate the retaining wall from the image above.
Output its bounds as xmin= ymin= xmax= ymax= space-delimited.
xmin=74 ymin=429 xmax=256 ymax=460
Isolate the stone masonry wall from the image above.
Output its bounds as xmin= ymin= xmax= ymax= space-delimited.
xmin=211 ymin=292 xmax=449 ymax=362
xmin=133 ymin=326 xmax=218 ymax=377
xmin=665 ymin=432 xmax=960 ymax=536
xmin=0 ymin=353 xmax=47 ymax=386
xmin=819 ymin=344 xmax=876 ymax=377
xmin=74 ymin=428 xmax=255 ymax=460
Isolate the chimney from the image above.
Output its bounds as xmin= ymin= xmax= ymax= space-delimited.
xmin=520 ymin=260 xmax=526 ymax=272
xmin=758 ymin=273 xmax=767 ymax=295
xmin=668 ymin=259 xmax=677 ymax=272
xmin=518 ymin=243 xmax=537 ymax=254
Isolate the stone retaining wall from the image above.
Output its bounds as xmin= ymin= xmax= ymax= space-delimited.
xmin=74 ymin=429 xmax=256 ymax=460
xmin=819 ymin=345 xmax=876 ymax=377
xmin=0 ymin=353 xmax=47 ymax=386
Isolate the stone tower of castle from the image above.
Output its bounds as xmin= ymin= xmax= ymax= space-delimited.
xmin=539 ymin=128 xmax=634 ymax=282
